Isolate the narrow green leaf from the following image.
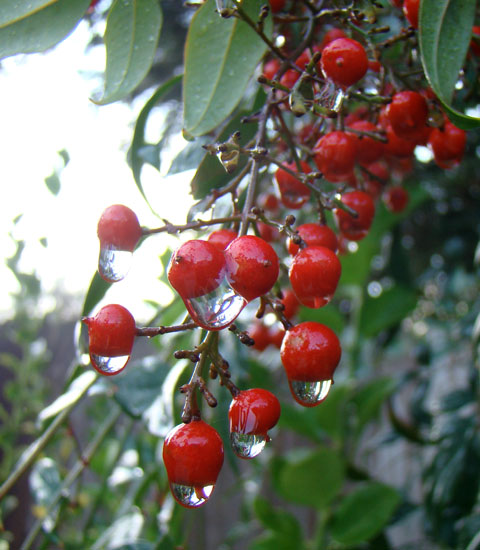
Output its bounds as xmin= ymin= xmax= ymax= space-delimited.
xmin=81 ymin=271 xmax=111 ymax=317
xmin=44 ymin=173 xmax=61 ymax=196
xmin=184 ymin=0 xmax=272 ymax=136
xmin=359 ymin=285 xmax=417 ymax=337
xmin=0 ymin=0 xmax=91 ymax=60
xmin=130 ymin=75 xmax=182 ymax=204
xmin=331 ymin=483 xmax=401 ymax=545
xmin=94 ymin=0 xmax=162 ymax=105
xmin=277 ymin=447 xmax=345 ymax=508
xmin=419 ymin=0 xmax=480 ymax=129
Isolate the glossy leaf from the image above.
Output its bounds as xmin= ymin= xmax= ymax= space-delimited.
xmin=331 ymin=482 xmax=401 ymax=545
xmin=359 ymin=285 xmax=417 ymax=337
xmin=94 ymin=0 xmax=162 ymax=105
xmin=183 ymin=0 xmax=272 ymax=136
xmin=277 ymin=447 xmax=345 ymax=508
xmin=0 ymin=0 xmax=91 ymax=60
xmin=130 ymin=75 xmax=182 ymax=204
xmin=353 ymin=377 xmax=397 ymax=430
xmin=419 ymin=0 xmax=480 ymax=129
xmin=167 ymin=137 xmax=210 ymax=175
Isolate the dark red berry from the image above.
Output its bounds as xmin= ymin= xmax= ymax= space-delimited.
xmin=387 ymin=91 xmax=428 ymax=141
xmin=428 ymin=121 xmax=466 ymax=169
xmin=347 ymin=120 xmax=384 ymax=165
xmin=275 ymin=161 xmax=312 ymax=209
xmin=403 ymin=0 xmax=419 ymax=28
xmin=335 ymin=191 xmax=375 ymax=241
xmin=383 ymin=186 xmax=409 ymax=213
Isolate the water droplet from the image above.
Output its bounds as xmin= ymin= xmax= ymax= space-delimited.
xmin=90 ymin=354 xmax=130 ymax=375
xmin=289 ymin=379 xmax=332 ymax=407
xmin=316 ymin=81 xmax=345 ymax=112
xmin=230 ymin=432 xmax=266 ymax=459
xmin=170 ymin=482 xmax=214 ymax=508
xmin=184 ymin=284 xmax=246 ymax=330
xmin=98 ymin=247 xmax=133 ymax=282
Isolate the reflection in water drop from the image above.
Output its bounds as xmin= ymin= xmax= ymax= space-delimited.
xmin=316 ymin=81 xmax=345 ymax=112
xmin=230 ymin=432 xmax=267 ymax=459
xmin=98 ymin=247 xmax=133 ymax=283
xmin=185 ymin=284 xmax=246 ymax=330
xmin=170 ymin=482 xmax=214 ymax=508
xmin=90 ymin=354 xmax=130 ymax=376
xmin=289 ymin=379 xmax=332 ymax=407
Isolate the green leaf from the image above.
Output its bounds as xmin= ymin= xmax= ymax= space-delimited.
xmin=353 ymin=377 xmax=397 ymax=429
xmin=0 ymin=0 xmax=91 ymax=60
xmin=419 ymin=0 xmax=480 ymax=129
xmin=44 ymin=173 xmax=61 ymax=196
xmin=94 ymin=0 xmax=162 ymax=105
xmin=183 ymin=0 xmax=272 ymax=136
xmin=168 ymin=137 xmax=210 ymax=175
xmin=277 ymin=447 xmax=345 ymax=508
xmin=359 ymin=285 xmax=417 ymax=337
xmin=331 ymin=483 xmax=401 ymax=545
xmin=81 ymin=271 xmax=111 ymax=317
xmin=111 ymin=544 xmax=154 ymax=550
xmin=30 ymin=457 xmax=61 ymax=507
xmin=253 ymin=496 xmax=302 ymax=540
xmin=130 ymin=75 xmax=182 ymax=204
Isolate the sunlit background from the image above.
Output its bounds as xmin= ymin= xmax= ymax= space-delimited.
xmin=0 ymin=10 xmax=194 ymax=323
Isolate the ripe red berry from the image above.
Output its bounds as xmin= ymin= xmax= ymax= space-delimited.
xmin=279 ymin=68 xmax=301 ymax=90
xmin=262 ymin=58 xmax=281 ymax=81
xmin=403 ymin=0 xmax=419 ymax=28
xmin=428 ymin=121 xmax=466 ymax=169
xmin=384 ymin=124 xmax=416 ymax=158
xmin=97 ymin=204 xmax=142 ymax=252
xmin=347 ymin=120 xmax=384 ymax=165
xmin=274 ymin=161 xmax=312 ymax=209
xmin=229 ymin=388 xmax=281 ymax=458
xmin=269 ymin=0 xmax=286 ymax=13
xmin=207 ymin=229 xmax=237 ymax=251
xmin=320 ymin=37 xmax=368 ymax=88
xmin=387 ymin=91 xmax=428 ymax=141
xmin=82 ymin=304 xmax=136 ymax=376
xmin=314 ymin=131 xmax=357 ymax=182
xmin=471 ymin=26 xmax=480 ymax=57
xmin=383 ymin=186 xmax=409 ymax=213
xmin=280 ymin=322 xmax=341 ymax=406
xmin=289 ymin=246 xmax=341 ymax=308
xmin=287 ymin=223 xmax=338 ymax=256
xmin=335 ymin=191 xmax=375 ymax=241
xmin=163 ymin=420 xmax=224 ymax=508
xmin=225 ymin=236 xmax=279 ymax=302
xmin=361 ymin=161 xmax=389 ymax=200
xmin=249 ymin=322 xmax=272 ymax=352
xmin=319 ymin=28 xmax=347 ymax=51
xmin=279 ymin=288 xmax=300 ymax=319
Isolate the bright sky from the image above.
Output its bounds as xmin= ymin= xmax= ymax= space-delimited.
xmin=0 ymin=13 xmax=194 ymax=323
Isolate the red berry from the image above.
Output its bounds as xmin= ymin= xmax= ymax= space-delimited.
xmin=320 ymin=37 xmax=368 ymax=88
xmin=225 ymin=236 xmax=279 ymax=302
xmin=269 ymin=0 xmax=286 ymax=13
xmin=384 ymin=124 xmax=416 ymax=158
xmin=258 ymin=222 xmax=280 ymax=243
xmin=82 ymin=304 xmax=136 ymax=376
xmin=249 ymin=322 xmax=272 ymax=352
xmin=471 ymin=26 xmax=480 ymax=57
xmin=319 ymin=28 xmax=347 ymax=51
xmin=387 ymin=91 xmax=428 ymax=141
xmin=295 ymin=49 xmax=311 ymax=70
xmin=258 ymin=192 xmax=280 ymax=213
xmin=163 ymin=420 xmax=224 ymax=508
xmin=279 ymin=288 xmax=300 ymax=319
xmin=314 ymin=131 xmax=357 ymax=182
xmin=262 ymin=58 xmax=281 ymax=81
xmin=207 ymin=229 xmax=237 ymax=251
xmin=280 ymin=69 xmax=301 ymax=90
xmin=229 ymin=388 xmax=281 ymax=458
xmin=287 ymin=223 xmax=338 ymax=256
xmin=270 ymin=327 xmax=286 ymax=349
xmin=347 ymin=120 xmax=384 ymax=165
xmin=361 ymin=161 xmax=389 ymax=199
xmin=383 ymin=186 xmax=409 ymax=213
xmin=335 ymin=191 xmax=375 ymax=241
xmin=280 ymin=322 xmax=341 ymax=406
xmin=289 ymin=246 xmax=341 ymax=308
xmin=97 ymin=204 xmax=142 ymax=252
xmin=428 ymin=121 xmax=466 ymax=168
xmin=403 ymin=0 xmax=419 ymax=28
xmin=368 ymin=59 xmax=382 ymax=73
xmin=275 ymin=161 xmax=312 ymax=209
xmin=167 ymin=240 xmax=226 ymax=299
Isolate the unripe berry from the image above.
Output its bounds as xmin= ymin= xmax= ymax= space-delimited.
xmin=82 ymin=304 xmax=136 ymax=376
xmin=229 ymin=388 xmax=281 ymax=458
xmin=335 ymin=191 xmax=375 ymax=241
xmin=163 ymin=420 xmax=224 ymax=508
xmin=321 ymin=37 xmax=368 ymax=88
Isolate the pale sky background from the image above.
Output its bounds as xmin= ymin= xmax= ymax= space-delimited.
xmin=0 ymin=8 xmax=194 ymax=323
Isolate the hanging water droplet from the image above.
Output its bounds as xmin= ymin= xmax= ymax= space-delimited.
xmin=230 ymin=432 xmax=267 ymax=459
xmin=316 ymin=81 xmax=345 ymax=113
xmin=289 ymin=379 xmax=332 ymax=406
xmin=170 ymin=483 xmax=214 ymax=508
xmin=184 ymin=283 xmax=246 ymax=330
xmin=98 ymin=247 xmax=133 ymax=282
xmin=90 ymin=354 xmax=130 ymax=375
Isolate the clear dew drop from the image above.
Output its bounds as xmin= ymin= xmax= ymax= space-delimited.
xmin=185 ymin=284 xmax=246 ymax=330
xmin=316 ymin=81 xmax=345 ymax=112
xmin=98 ymin=247 xmax=133 ymax=283
xmin=230 ymin=432 xmax=267 ymax=459
xmin=170 ymin=483 xmax=214 ymax=508
xmin=90 ymin=354 xmax=130 ymax=375
xmin=289 ymin=379 xmax=332 ymax=406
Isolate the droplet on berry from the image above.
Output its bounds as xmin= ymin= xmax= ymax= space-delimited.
xmin=288 ymin=379 xmax=332 ymax=406
xmin=167 ymin=240 xmax=246 ymax=330
xmin=97 ymin=205 xmax=142 ymax=283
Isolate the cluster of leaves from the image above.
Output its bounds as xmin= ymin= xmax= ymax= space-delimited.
xmin=1 ymin=1 xmax=480 ymax=550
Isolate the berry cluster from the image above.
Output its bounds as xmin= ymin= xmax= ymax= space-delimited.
xmin=82 ymin=0 xmax=470 ymax=509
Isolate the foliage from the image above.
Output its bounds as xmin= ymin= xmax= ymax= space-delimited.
xmin=1 ymin=1 xmax=480 ymax=550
